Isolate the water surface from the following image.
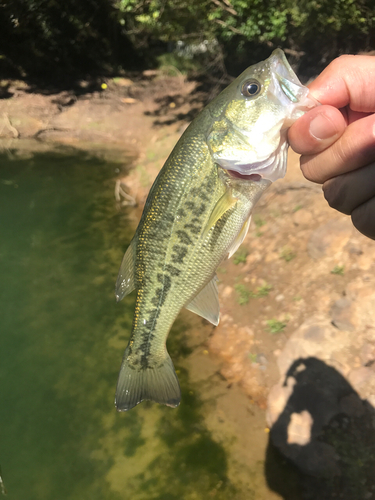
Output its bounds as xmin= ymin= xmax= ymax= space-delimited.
xmin=0 ymin=147 xmax=287 ymax=499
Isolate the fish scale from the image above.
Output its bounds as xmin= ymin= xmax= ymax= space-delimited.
xmin=114 ymin=49 xmax=318 ymax=411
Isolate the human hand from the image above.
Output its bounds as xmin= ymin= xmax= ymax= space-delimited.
xmin=288 ymin=55 xmax=375 ymax=239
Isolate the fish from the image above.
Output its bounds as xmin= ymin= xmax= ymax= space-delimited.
xmin=115 ymin=49 xmax=318 ymax=411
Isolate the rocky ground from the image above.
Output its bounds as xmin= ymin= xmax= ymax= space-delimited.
xmin=1 ymin=72 xmax=375 ymax=499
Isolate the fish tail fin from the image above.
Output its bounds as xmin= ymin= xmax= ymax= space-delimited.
xmin=115 ymin=347 xmax=181 ymax=411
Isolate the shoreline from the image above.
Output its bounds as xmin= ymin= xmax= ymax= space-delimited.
xmin=2 ymin=74 xmax=375 ymax=493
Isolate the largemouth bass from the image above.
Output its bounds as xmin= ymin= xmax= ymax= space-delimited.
xmin=115 ymin=49 xmax=317 ymax=411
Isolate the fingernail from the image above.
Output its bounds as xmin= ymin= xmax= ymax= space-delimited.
xmin=309 ymin=114 xmax=337 ymax=140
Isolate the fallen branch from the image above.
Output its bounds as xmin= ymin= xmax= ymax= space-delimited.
xmin=32 ymin=127 xmax=71 ymax=139
xmin=2 ymin=113 xmax=19 ymax=138
xmin=115 ymin=180 xmax=137 ymax=207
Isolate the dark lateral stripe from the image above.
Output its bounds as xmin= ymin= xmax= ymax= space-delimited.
xmin=165 ymin=264 xmax=181 ymax=276
xmin=176 ymin=230 xmax=193 ymax=245
xmin=209 ymin=210 xmax=231 ymax=249
xmin=185 ymin=201 xmax=195 ymax=211
xmin=152 ymin=274 xmax=172 ymax=307
xmin=184 ymin=223 xmax=201 ymax=235
xmin=193 ymin=203 xmax=206 ymax=217
xmin=177 ymin=208 xmax=186 ymax=217
xmin=171 ymin=245 xmax=188 ymax=264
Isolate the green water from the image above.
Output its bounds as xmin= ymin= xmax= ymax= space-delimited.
xmin=0 ymin=148 xmax=252 ymax=500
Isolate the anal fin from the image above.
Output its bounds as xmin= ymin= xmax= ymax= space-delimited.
xmin=185 ymin=275 xmax=220 ymax=326
xmin=228 ymin=215 xmax=252 ymax=259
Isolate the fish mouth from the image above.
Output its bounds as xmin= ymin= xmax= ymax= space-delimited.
xmin=227 ymin=170 xmax=262 ymax=181
xmin=271 ymin=49 xmax=319 ymax=111
xmin=220 ymin=137 xmax=288 ymax=183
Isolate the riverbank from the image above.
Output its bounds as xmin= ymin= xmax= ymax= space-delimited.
xmin=2 ymin=72 xmax=375 ymax=498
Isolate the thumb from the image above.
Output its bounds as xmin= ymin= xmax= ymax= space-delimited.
xmin=288 ymin=105 xmax=347 ymax=155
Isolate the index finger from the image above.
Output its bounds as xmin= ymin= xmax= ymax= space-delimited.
xmin=309 ymin=54 xmax=375 ymax=112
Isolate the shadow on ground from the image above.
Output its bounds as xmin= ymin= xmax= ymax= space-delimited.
xmin=265 ymin=357 xmax=375 ymax=500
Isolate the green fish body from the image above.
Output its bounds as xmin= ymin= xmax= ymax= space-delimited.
xmin=115 ymin=49 xmax=317 ymax=411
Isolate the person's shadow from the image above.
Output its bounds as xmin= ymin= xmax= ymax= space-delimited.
xmin=264 ymin=357 xmax=375 ymax=500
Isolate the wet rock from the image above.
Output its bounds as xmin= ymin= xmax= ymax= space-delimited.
xmin=276 ymin=316 xmax=352 ymax=378
xmin=265 ymin=306 xmax=375 ymax=480
xmin=307 ymin=218 xmax=353 ymax=260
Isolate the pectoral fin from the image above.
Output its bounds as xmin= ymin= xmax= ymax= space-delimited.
xmin=202 ymin=189 xmax=238 ymax=238
xmin=228 ymin=215 xmax=252 ymax=258
xmin=115 ymin=238 xmax=136 ymax=302
xmin=185 ymin=275 xmax=220 ymax=326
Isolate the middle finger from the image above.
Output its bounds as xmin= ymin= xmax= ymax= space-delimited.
xmin=323 ymin=162 xmax=375 ymax=215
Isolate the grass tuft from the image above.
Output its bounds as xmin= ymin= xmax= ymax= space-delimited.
xmin=233 ymin=248 xmax=248 ymax=265
xmin=266 ymin=319 xmax=288 ymax=334
xmin=331 ymin=265 xmax=344 ymax=276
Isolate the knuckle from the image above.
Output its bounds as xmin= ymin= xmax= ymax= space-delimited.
xmin=332 ymin=54 xmax=355 ymax=71
xmin=300 ymin=158 xmax=316 ymax=182
xmin=332 ymin=138 xmax=353 ymax=166
xmin=323 ymin=177 xmax=351 ymax=214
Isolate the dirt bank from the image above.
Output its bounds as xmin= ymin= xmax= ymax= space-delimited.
xmin=2 ymin=72 xmax=375 ymax=498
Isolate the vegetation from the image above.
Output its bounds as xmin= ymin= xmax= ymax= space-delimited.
xmin=116 ymin=0 xmax=375 ymax=50
xmin=0 ymin=0 xmax=374 ymax=80
xmin=331 ymin=265 xmax=345 ymax=276
xmin=233 ymin=247 xmax=248 ymax=264
xmin=248 ymin=352 xmax=258 ymax=363
xmin=254 ymin=215 xmax=266 ymax=228
xmin=280 ymin=246 xmax=296 ymax=262
xmin=254 ymin=283 xmax=272 ymax=297
xmin=266 ymin=318 xmax=288 ymax=334
xmin=235 ymin=282 xmax=272 ymax=305
xmin=234 ymin=283 xmax=253 ymax=305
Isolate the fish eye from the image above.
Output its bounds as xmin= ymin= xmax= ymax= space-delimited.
xmin=241 ymin=79 xmax=262 ymax=98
